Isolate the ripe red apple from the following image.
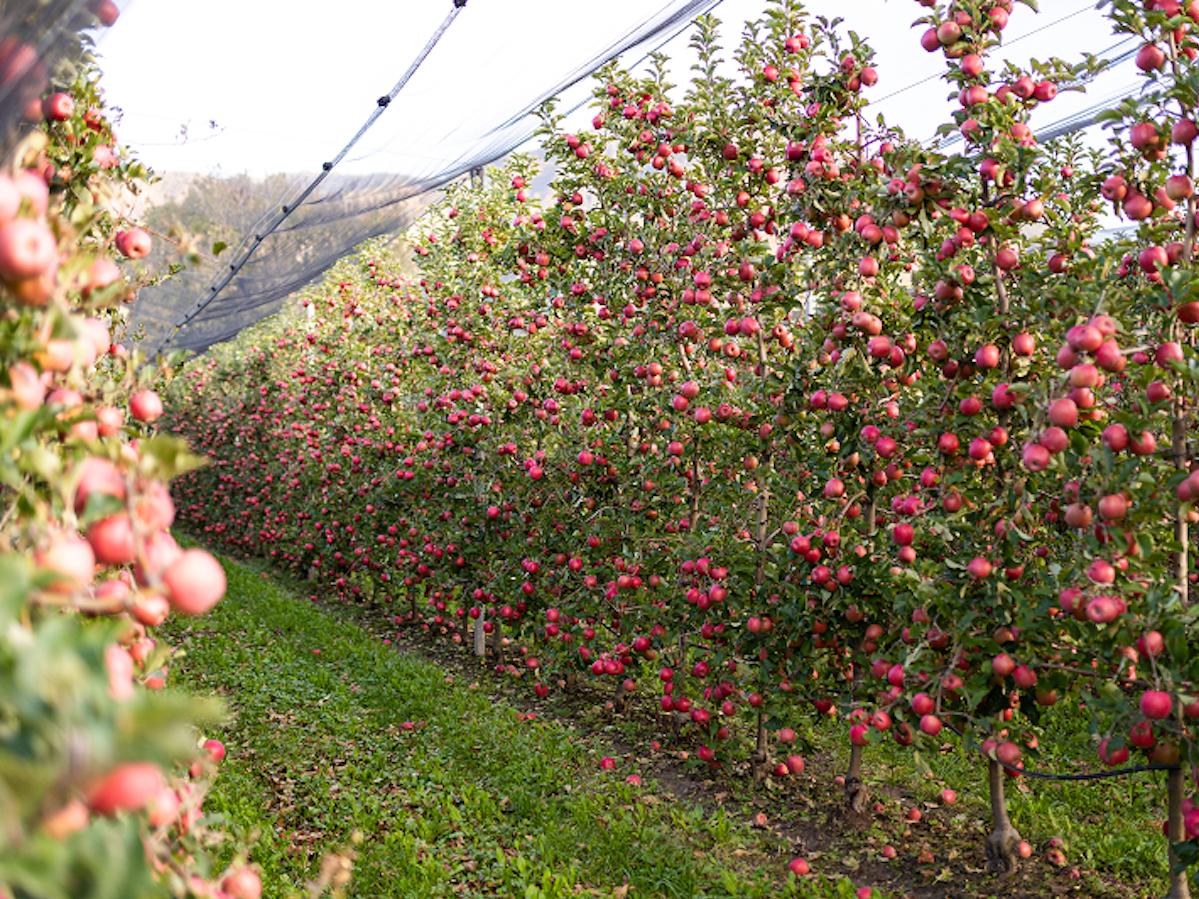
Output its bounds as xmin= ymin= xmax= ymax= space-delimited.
xmin=1047 ymin=398 xmax=1078 ymax=428
xmin=88 ymin=0 xmax=120 ymax=25
xmin=115 ymin=227 xmax=152 ymax=259
xmin=87 ymin=514 xmax=136 ymax=565
xmin=1136 ymin=43 xmax=1166 ymax=71
xmin=147 ymin=786 xmax=181 ymax=828
xmin=42 ymin=91 xmax=74 ymax=121
xmin=88 ymin=762 xmax=164 ymax=815
xmin=974 ymin=343 xmax=1000 ymax=368
xmin=966 ymin=557 xmax=992 ymax=579
xmin=222 ymin=867 xmax=262 ymax=899
xmin=1021 ymin=442 xmax=1050 ymax=471
xmin=1140 ymin=690 xmax=1173 ymax=720
xmin=130 ymin=389 xmax=164 ymax=423
xmin=73 ymin=456 xmax=126 ymax=514
xmin=1098 ymin=736 xmax=1129 ymax=767
xmin=936 ymin=20 xmax=962 ymax=46
xmin=1166 ymin=175 xmax=1194 ymax=201
xmin=1172 ymin=119 xmax=1199 ymax=145
xmin=35 ymin=532 xmax=94 ymax=594
xmin=0 ymin=218 xmax=57 ymax=282
xmin=991 ymin=652 xmax=1016 ymax=678
xmin=162 ymin=549 xmax=226 ymax=615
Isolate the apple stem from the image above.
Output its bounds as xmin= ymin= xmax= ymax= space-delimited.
xmin=1166 ymin=766 xmax=1193 ymax=899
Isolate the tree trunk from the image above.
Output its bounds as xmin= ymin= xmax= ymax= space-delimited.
xmin=750 ymin=709 xmax=771 ymax=785
xmin=472 ymin=609 xmax=486 ymax=658
xmin=487 ymin=618 xmax=502 ymax=661
xmin=1173 ymin=405 xmax=1190 ymax=609
xmin=844 ymin=741 xmax=868 ymax=814
xmin=670 ymin=634 xmax=686 ymax=738
xmin=985 ymin=758 xmax=1022 ymax=876
xmin=1166 ymin=766 xmax=1193 ymax=899
xmin=611 ymin=676 xmax=629 ymax=714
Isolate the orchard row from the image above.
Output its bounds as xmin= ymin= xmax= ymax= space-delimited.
xmin=166 ymin=0 xmax=1199 ymax=889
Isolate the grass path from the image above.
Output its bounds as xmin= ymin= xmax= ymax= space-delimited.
xmin=163 ymin=554 xmax=852 ymax=899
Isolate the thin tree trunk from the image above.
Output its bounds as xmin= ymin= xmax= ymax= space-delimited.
xmin=487 ymin=617 xmax=502 ymax=661
xmin=1173 ymin=390 xmax=1190 ymax=609
xmin=985 ymin=758 xmax=1022 ymax=876
xmin=751 ymin=708 xmax=770 ymax=784
xmin=611 ymin=676 xmax=628 ymax=713
xmin=1166 ymin=766 xmax=1193 ymax=899
xmin=670 ymin=633 xmax=686 ymax=737
xmin=844 ymin=741 xmax=867 ymax=813
xmin=473 ymin=608 xmax=486 ymax=657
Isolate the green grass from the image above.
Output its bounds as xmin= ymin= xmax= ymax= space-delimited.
xmin=163 ymin=556 xmax=865 ymax=899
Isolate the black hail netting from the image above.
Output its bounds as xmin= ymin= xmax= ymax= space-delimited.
xmin=0 ymin=0 xmax=129 ymax=146
xmin=132 ymin=171 xmax=437 ymax=353
xmin=104 ymin=0 xmax=1140 ymax=356
xmin=123 ymin=0 xmax=729 ymax=356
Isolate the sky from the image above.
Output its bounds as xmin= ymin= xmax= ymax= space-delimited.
xmin=92 ymin=0 xmax=1133 ymax=183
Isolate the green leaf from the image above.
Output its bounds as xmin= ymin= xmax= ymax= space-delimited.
xmin=1018 ymin=690 xmax=1042 ymax=726
xmin=79 ymin=491 xmax=126 ymax=528
xmin=0 ymin=553 xmax=33 ymax=620
xmin=137 ymin=435 xmax=208 ymax=481
xmin=212 ymin=241 xmax=228 ymax=256
xmin=975 ymin=685 xmax=1009 ymax=717
xmin=0 ymin=407 xmax=56 ymax=455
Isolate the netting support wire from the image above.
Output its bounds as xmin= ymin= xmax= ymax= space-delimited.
xmin=152 ymin=0 xmax=470 ymax=357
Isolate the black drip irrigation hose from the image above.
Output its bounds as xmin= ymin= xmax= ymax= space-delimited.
xmin=993 ymin=757 xmax=1177 ymax=781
